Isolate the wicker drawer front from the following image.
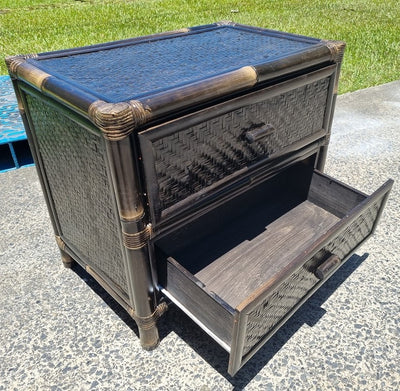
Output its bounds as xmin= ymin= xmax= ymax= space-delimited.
xmin=139 ymin=67 xmax=335 ymax=222
xmin=240 ymin=198 xmax=383 ymax=357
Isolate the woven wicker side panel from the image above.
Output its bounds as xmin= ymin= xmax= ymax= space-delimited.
xmin=242 ymin=198 xmax=383 ymax=356
xmin=152 ymin=77 xmax=330 ymax=212
xmin=25 ymin=94 xmax=128 ymax=294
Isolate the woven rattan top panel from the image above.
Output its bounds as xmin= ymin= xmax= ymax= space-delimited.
xmin=28 ymin=24 xmax=321 ymax=102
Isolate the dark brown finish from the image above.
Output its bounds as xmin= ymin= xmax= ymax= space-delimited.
xmin=6 ymin=22 xmax=392 ymax=376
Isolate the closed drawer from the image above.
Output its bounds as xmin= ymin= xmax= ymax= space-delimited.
xmin=155 ymin=163 xmax=392 ymax=375
xmin=139 ymin=66 xmax=336 ymax=223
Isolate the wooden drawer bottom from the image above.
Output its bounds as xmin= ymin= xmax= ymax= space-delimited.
xmin=155 ymin=163 xmax=392 ymax=375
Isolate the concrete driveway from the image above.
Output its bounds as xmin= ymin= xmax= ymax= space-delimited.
xmin=1 ymin=81 xmax=399 ymax=390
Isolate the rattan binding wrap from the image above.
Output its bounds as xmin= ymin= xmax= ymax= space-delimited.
xmin=152 ymin=77 xmax=330 ymax=212
xmin=25 ymin=94 xmax=128 ymax=294
xmin=123 ymin=225 xmax=152 ymax=250
xmin=242 ymin=198 xmax=383 ymax=356
xmin=88 ymin=100 xmax=150 ymax=140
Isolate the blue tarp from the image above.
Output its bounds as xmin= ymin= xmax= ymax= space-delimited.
xmin=0 ymin=75 xmax=33 ymax=172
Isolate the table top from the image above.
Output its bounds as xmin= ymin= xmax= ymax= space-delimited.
xmin=22 ymin=23 xmax=325 ymax=103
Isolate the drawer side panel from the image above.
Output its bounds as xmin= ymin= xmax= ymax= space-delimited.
xmin=160 ymin=256 xmax=234 ymax=347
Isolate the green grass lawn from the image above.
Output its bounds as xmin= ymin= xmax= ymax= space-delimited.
xmin=1 ymin=0 xmax=399 ymax=93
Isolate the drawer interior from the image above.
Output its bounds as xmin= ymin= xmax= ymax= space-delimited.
xmin=155 ymin=160 xmax=391 ymax=375
xmin=156 ymin=161 xmax=363 ymax=307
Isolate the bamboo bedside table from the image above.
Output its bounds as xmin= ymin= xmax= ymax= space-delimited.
xmin=6 ymin=22 xmax=392 ymax=375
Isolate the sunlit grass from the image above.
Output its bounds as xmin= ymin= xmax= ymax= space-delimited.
xmin=1 ymin=0 xmax=399 ymax=93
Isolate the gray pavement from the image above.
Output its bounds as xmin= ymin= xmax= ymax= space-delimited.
xmin=1 ymin=81 xmax=399 ymax=390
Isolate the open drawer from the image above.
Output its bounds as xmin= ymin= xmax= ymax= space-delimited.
xmin=155 ymin=162 xmax=392 ymax=375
